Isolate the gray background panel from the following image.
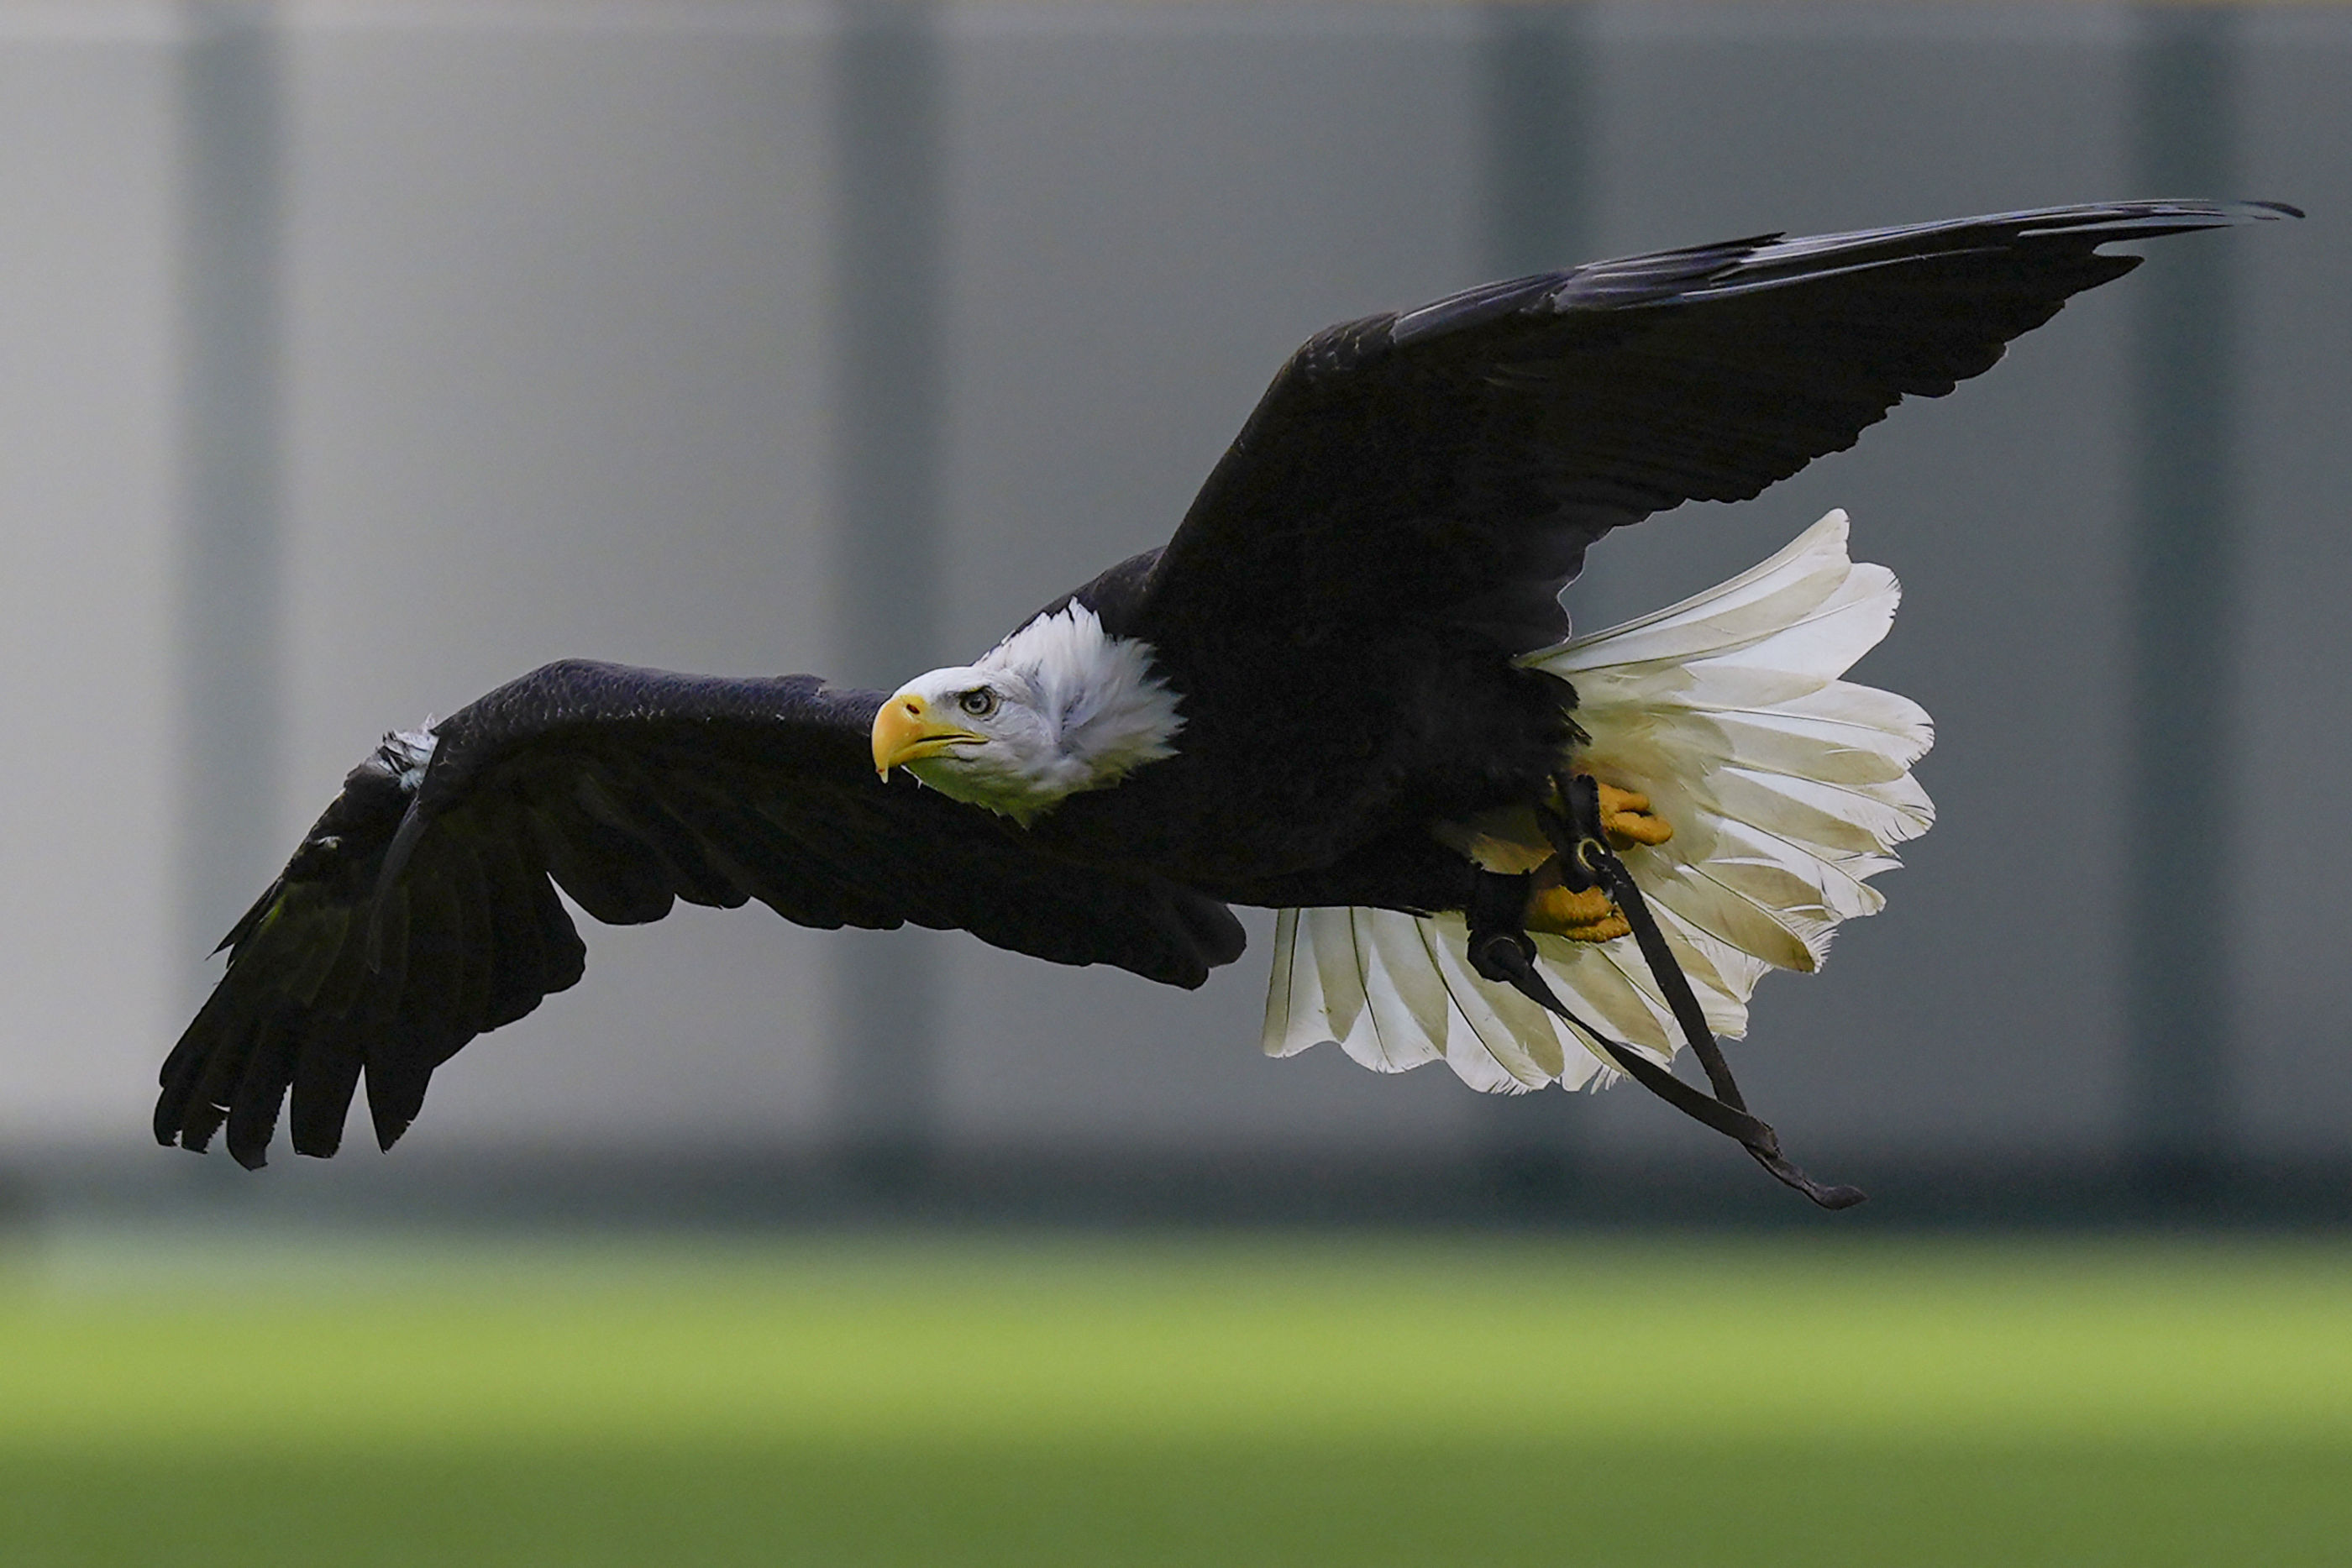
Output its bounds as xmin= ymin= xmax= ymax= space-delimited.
xmin=2234 ymin=10 xmax=2352 ymax=1156
xmin=0 ymin=17 xmax=179 ymax=1149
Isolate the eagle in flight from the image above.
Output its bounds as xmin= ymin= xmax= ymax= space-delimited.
xmin=156 ymin=200 xmax=2295 ymax=1204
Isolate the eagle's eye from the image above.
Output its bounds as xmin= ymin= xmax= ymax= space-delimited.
xmin=958 ymin=687 xmax=999 ymax=719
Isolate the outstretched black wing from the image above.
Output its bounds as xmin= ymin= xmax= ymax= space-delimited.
xmin=156 ymin=660 xmax=1247 ymax=1168
xmin=1143 ymin=200 xmax=2297 ymax=655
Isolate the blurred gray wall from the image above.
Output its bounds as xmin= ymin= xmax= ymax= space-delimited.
xmin=2 ymin=0 xmax=2346 ymax=1194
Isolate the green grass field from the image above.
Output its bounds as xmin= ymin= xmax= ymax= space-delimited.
xmin=4 ymin=1230 xmax=2348 ymax=1565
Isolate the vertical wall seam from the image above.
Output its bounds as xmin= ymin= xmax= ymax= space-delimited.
xmin=828 ymin=0 xmax=946 ymax=1179
xmin=2126 ymin=3 xmax=2240 ymax=1203
xmin=176 ymin=0 xmax=286 ymax=1003
xmin=1482 ymin=1 xmax=1593 ymax=283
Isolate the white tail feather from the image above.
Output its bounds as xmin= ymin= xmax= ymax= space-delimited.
xmin=1260 ymin=509 xmax=1935 ymax=1093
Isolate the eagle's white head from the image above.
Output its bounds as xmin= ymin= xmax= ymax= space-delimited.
xmin=870 ymin=603 xmax=1184 ymax=826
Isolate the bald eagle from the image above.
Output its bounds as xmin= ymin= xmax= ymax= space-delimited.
xmin=155 ymin=200 xmax=2295 ymax=1204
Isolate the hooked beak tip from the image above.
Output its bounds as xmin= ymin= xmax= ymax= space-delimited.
xmin=871 ymin=693 xmax=936 ymax=779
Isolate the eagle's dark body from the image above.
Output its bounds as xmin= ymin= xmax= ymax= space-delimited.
xmin=155 ymin=201 xmax=2295 ymax=1169
xmin=1030 ymin=548 xmax=1577 ymax=909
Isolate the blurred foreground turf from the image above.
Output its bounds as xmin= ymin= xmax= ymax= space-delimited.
xmin=3 ymin=1230 xmax=2347 ymax=1565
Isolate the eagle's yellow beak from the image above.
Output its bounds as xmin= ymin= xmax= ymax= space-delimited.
xmin=871 ymin=693 xmax=984 ymax=779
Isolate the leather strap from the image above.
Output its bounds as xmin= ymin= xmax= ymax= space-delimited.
xmin=1464 ymin=775 xmax=1866 ymax=1210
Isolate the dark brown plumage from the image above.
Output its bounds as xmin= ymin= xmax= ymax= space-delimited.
xmin=157 ymin=199 xmax=2296 ymax=1169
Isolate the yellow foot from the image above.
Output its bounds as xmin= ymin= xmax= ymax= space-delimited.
xmin=1514 ymin=777 xmax=1672 ymax=942
xmin=1525 ymin=882 xmax=1631 ymax=944
xmin=1595 ymin=781 xmax=1673 ymax=850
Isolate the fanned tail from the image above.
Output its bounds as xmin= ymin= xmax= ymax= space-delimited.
xmin=1263 ymin=509 xmax=1934 ymax=1090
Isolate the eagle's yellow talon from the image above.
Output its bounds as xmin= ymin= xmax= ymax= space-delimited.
xmin=1509 ymin=776 xmax=1672 ymax=941
xmin=1563 ymin=912 xmax=1632 ymax=942
xmin=1594 ymin=780 xmax=1673 ymax=849
xmin=1525 ymin=883 xmax=1630 ymax=943
xmin=1532 ymin=884 xmax=1614 ymax=926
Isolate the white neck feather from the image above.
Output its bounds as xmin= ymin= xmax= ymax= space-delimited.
xmin=894 ymin=604 xmax=1184 ymax=824
xmin=976 ymin=604 xmax=1184 ymax=805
